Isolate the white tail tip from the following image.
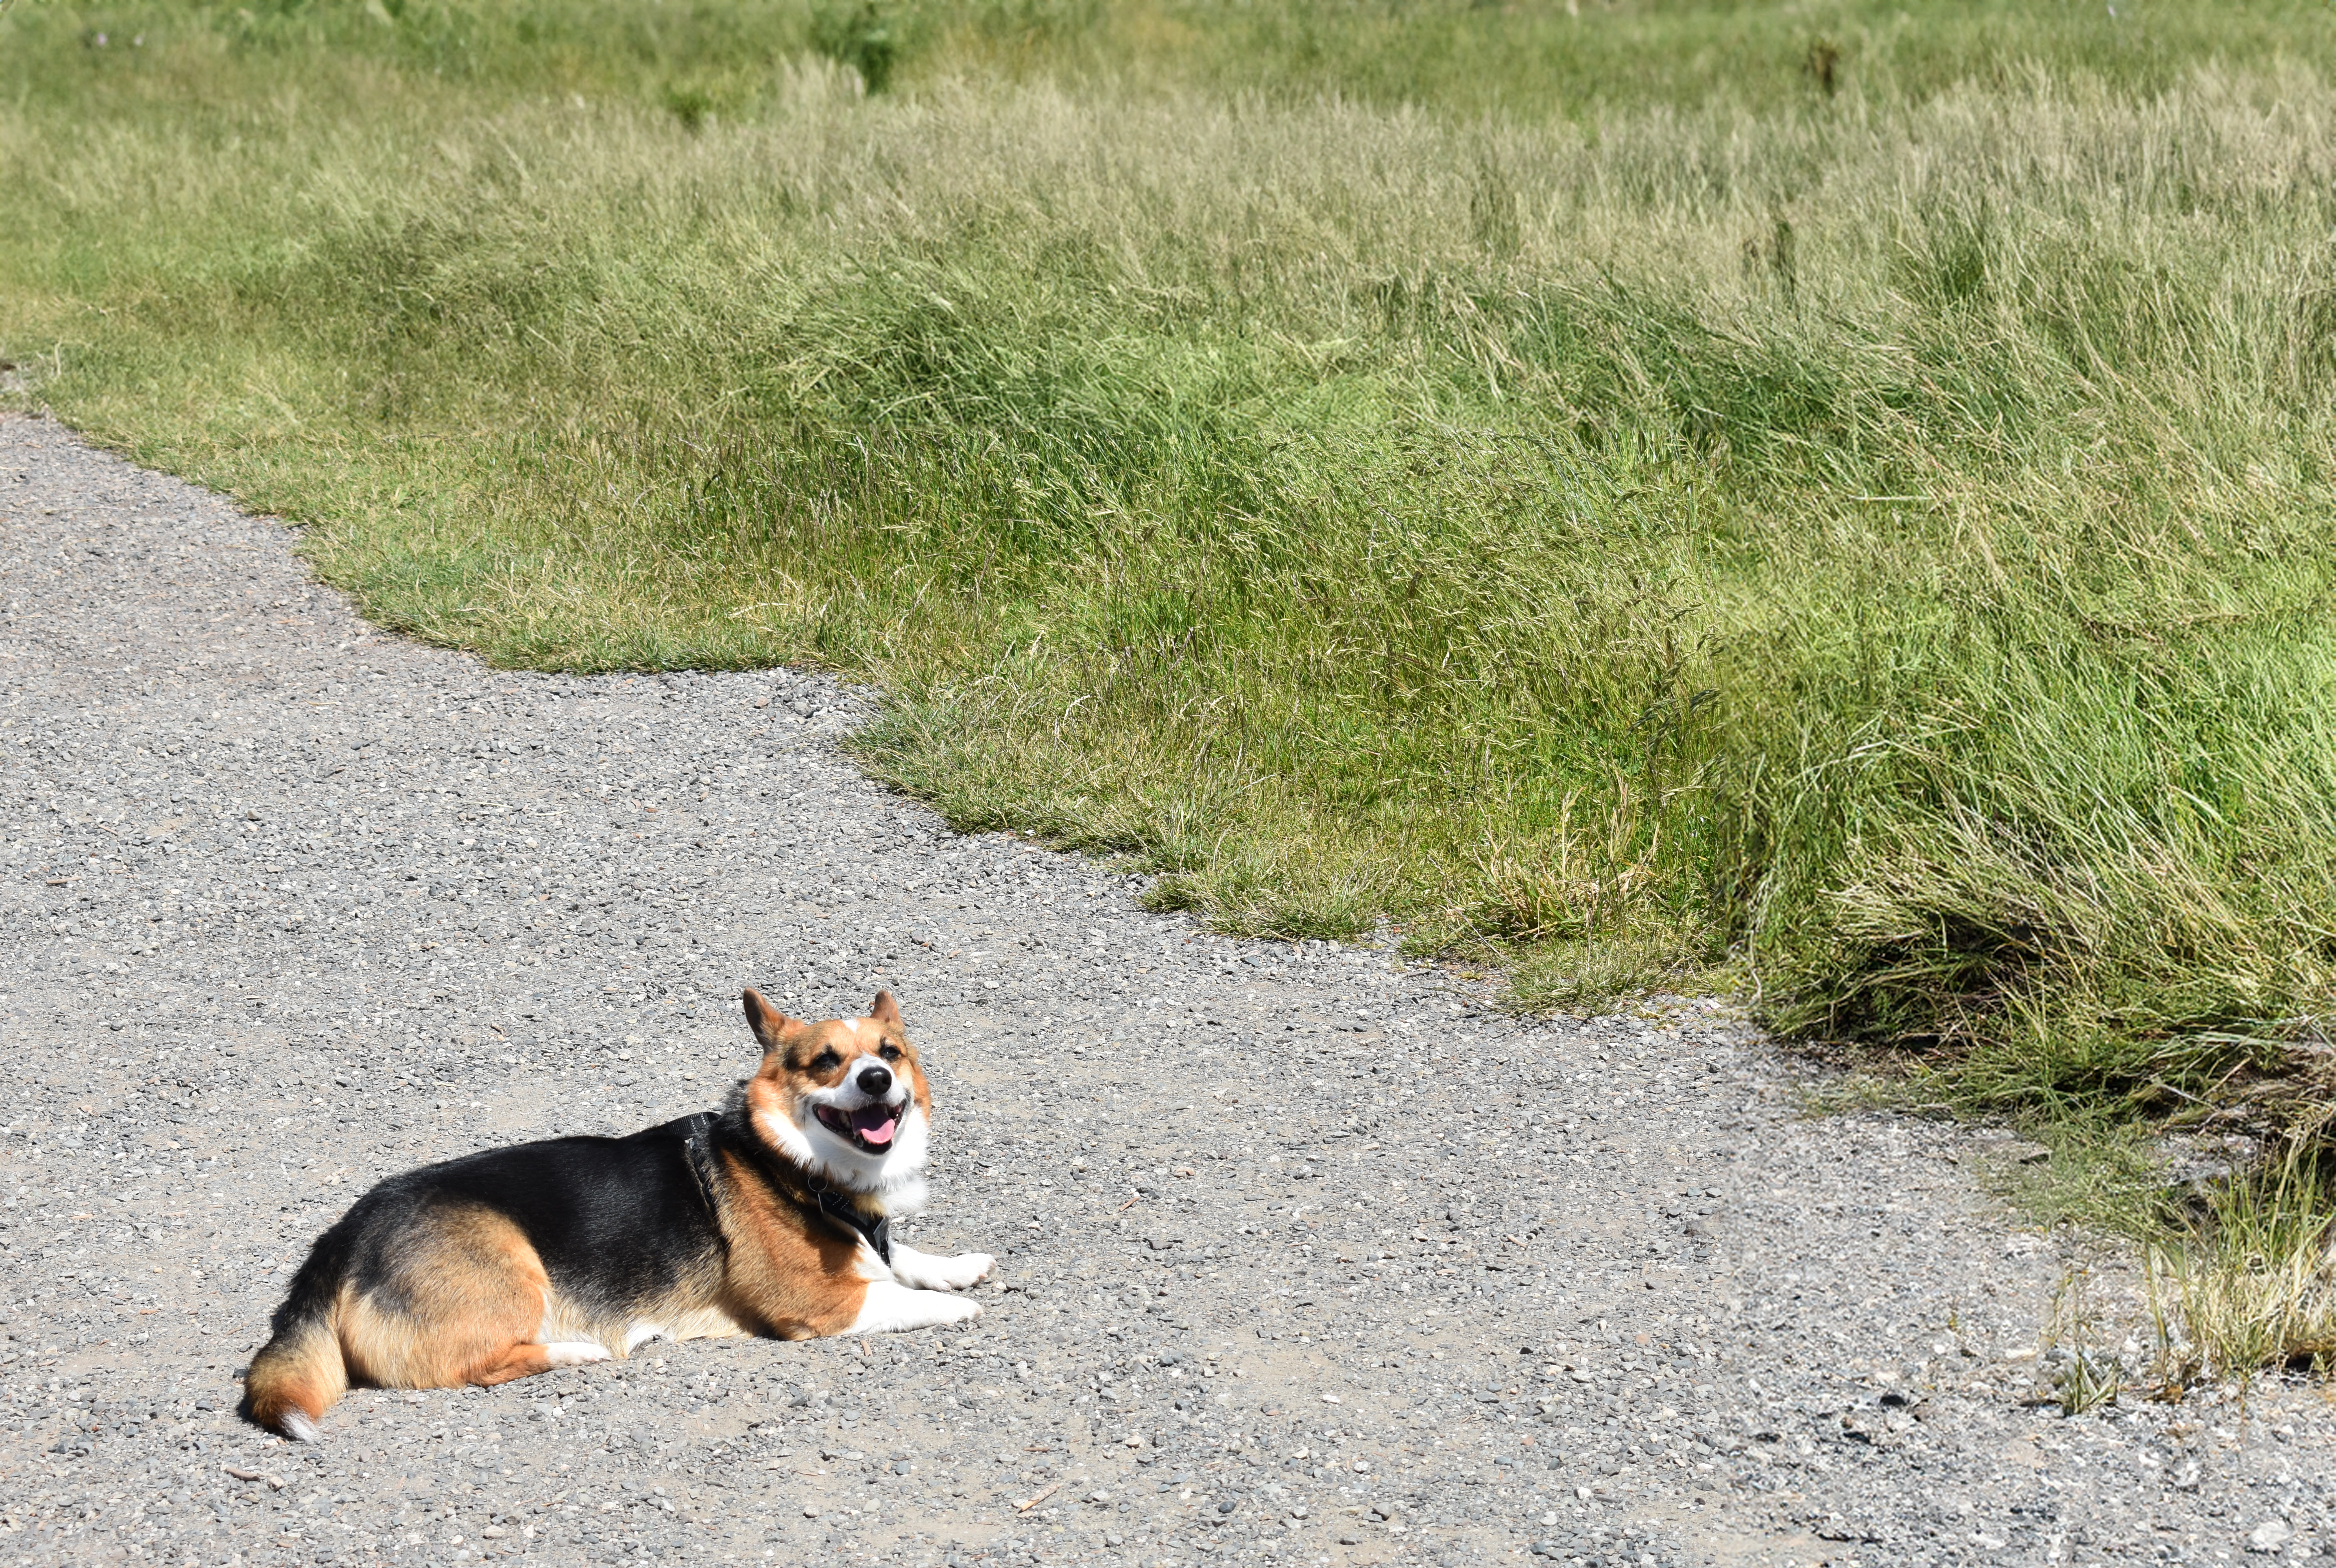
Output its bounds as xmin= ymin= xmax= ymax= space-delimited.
xmin=280 ymin=1410 xmax=323 ymax=1444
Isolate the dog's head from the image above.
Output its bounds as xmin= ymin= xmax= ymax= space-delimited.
xmin=740 ymin=987 xmax=932 ymax=1207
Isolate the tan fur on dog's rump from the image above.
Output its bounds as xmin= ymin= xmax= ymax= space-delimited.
xmin=335 ymin=1207 xmax=552 ymax=1388
xmin=246 ymin=1208 xmax=553 ymax=1430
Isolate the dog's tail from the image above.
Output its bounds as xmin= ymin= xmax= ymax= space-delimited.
xmin=241 ymin=1233 xmax=353 ymax=1442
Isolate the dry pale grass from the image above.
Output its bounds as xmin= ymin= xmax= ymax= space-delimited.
xmin=2148 ymin=1128 xmax=2336 ymax=1387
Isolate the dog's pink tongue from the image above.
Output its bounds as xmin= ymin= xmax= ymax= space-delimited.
xmin=851 ymin=1106 xmax=899 ymax=1147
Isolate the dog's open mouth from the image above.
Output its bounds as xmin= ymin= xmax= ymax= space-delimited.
xmin=814 ymin=1102 xmax=901 ymax=1154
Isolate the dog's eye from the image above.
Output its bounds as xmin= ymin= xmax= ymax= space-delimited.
xmin=878 ymin=1043 xmax=902 ymax=1062
xmin=809 ymin=1049 xmax=842 ymax=1073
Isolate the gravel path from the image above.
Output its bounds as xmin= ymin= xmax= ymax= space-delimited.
xmin=4 ymin=410 xmax=2335 ymax=1568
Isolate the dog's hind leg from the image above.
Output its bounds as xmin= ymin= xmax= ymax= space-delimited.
xmin=456 ymin=1331 xmax=610 ymax=1387
xmin=339 ymin=1206 xmax=558 ymax=1391
xmin=465 ymin=1341 xmax=559 ymax=1387
xmin=464 ymin=1336 xmax=608 ymax=1387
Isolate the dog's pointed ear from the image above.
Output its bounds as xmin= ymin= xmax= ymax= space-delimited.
xmin=742 ymin=988 xmax=797 ymax=1054
xmin=870 ymin=990 xmax=902 ymax=1029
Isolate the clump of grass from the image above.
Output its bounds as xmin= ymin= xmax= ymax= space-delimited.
xmin=809 ymin=0 xmax=903 ymax=91
xmin=2149 ymin=1135 xmax=2336 ymax=1389
xmin=2042 ymin=1265 xmax=2124 ymax=1417
xmin=661 ymin=84 xmax=716 ymax=131
xmin=1508 ymin=931 xmax=1716 ymax=1017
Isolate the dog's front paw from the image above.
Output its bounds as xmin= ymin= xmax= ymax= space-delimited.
xmin=916 ymin=1251 xmax=993 ymax=1291
xmin=848 ymin=1281 xmax=984 ymax=1334
xmin=928 ymin=1292 xmax=983 ymax=1324
xmin=892 ymin=1245 xmax=997 ymax=1292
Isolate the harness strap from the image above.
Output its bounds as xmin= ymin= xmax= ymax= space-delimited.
xmin=813 ymin=1187 xmax=894 ymax=1266
xmin=678 ymin=1111 xmax=722 ymax=1216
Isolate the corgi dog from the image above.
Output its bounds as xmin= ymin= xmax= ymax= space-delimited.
xmin=242 ymin=989 xmax=991 ymax=1442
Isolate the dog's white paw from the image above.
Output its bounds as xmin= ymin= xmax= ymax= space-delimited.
xmin=544 ymin=1341 xmax=613 ymax=1368
xmin=848 ymin=1281 xmax=984 ymax=1334
xmin=890 ymin=1244 xmax=996 ymax=1292
xmin=922 ymin=1292 xmax=983 ymax=1325
xmin=932 ymin=1252 xmax=995 ymax=1289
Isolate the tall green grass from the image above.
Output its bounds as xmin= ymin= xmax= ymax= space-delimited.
xmin=11 ymin=0 xmax=2336 ymax=1204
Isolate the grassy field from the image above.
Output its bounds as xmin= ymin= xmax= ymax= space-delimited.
xmin=11 ymin=0 xmax=2336 ymax=1369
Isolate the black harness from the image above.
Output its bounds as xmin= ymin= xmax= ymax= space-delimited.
xmin=677 ymin=1111 xmax=893 ymax=1265
xmin=811 ymin=1183 xmax=895 ymax=1265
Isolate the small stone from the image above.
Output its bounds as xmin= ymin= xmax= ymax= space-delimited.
xmin=2250 ymin=1520 xmax=2294 ymax=1553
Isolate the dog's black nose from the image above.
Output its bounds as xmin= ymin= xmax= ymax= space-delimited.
xmin=857 ymin=1064 xmax=893 ymax=1097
